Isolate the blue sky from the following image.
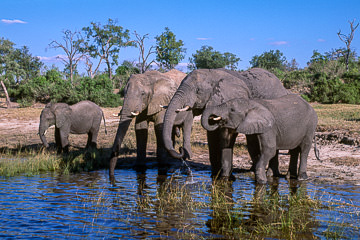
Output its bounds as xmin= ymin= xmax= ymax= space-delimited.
xmin=1 ymin=0 xmax=359 ymax=72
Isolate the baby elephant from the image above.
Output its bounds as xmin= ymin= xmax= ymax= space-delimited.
xmin=201 ymin=94 xmax=318 ymax=184
xmin=39 ymin=100 xmax=107 ymax=153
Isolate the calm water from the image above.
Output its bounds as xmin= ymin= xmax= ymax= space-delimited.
xmin=0 ymin=167 xmax=359 ymax=239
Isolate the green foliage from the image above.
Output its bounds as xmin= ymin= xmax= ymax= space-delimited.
xmin=309 ymin=73 xmax=360 ymax=104
xmin=81 ymin=18 xmax=135 ymax=78
xmin=155 ymin=27 xmax=186 ymax=70
xmin=0 ymin=38 xmax=43 ymax=84
xmin=114 ymin=61 xmax=140 ymax=96
xmin=70 ymin=74 xmax=121 ymax=107
xmin=250 ymin=49 xmax=287 ymax=71
xmin=14 ymin=69 xmax=121 ymax=107
xmin=188 ymin=45 xmax=240 ymax=71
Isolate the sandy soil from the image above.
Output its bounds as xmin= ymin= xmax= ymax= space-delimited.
xmin=0 ymin=104 xmax=359 ymax=185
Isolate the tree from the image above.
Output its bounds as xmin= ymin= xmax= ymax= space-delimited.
xmin=133 ymin=31 xmax=156 ymax=73
xmin=49 ymin=30 xmax=85 ymax=83
xmin=0 ymin=38 xmax=42 ymax=84
xmin=250 ymin=49 xmax=287 ymax=71
xmin=81 ymin=18 xmax=134 ymax=79
xmin=337 ymin=19 xmax=359 ymax=71
xmin=155 ymin=27 xmax=186 ymax=70
xmin=188 ymin=45 xmax=240 ymax=70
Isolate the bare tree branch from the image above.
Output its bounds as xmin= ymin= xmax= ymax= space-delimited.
xmin=337 ymin=19 xmax=359 ymax=71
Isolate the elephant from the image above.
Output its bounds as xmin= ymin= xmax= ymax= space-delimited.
xmin=109 ymin=70 xmax=192 ymax=179
xmin=39 ymin=100 xmax=107 ymax=153
xmin=201 ymin=94 xmax=318 ymax=184
xmin=162 ymin=68 xmax=290 ymax=180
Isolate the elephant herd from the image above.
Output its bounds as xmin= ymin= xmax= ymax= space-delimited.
xmin=38 ymin=68 xmax=319 ymax=184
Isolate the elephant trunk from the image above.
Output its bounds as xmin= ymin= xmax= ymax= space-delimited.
xmin=201 ymin=106 xmax=221 ymax=132
xmin=162 ymin=85 xmax=192 ymax=159
xmin=39 ymin=124 xmax=49 ymax=148
xmin=109 ymin=118 xmax=132 ymax=177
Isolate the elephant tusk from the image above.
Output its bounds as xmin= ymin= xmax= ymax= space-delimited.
xmin=160 ymin=105 xmax=168 ymax=109
xmin=112 ymin=113 xmax=120 ymax=117
xmin=44 ymin=130 xmax=47 ymax=135
xmin=176 ymin=105 xmax=190 ymax=112
xmin=131 ymin=111 xmax=140 ymax=116
xmin=212 ymin=116 xmax=222 ymax=121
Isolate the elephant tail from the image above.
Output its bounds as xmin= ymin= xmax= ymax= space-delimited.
xmin=102 ymin=111 xmax=108 ymax=135
xmin=313 ymin=135 xmax=321 ymax=161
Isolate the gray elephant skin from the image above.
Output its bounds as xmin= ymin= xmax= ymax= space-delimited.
xmin=162 ymin=68 xmax=290 ymax=180
xmin=109 ymin=70 xmax=192 ymax=179
xmin=201 ymin=94 xmax=318 ymax=184
xmin=39 ymin=100 xmax=107 ymax=153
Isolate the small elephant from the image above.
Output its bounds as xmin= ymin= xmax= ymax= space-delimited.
xmin=201 ymin=94 xmax=318 ymax=184
xmin=39 ymin=100 xmax=107 ymax=153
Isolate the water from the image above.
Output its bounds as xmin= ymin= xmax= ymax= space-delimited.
xmin=0 ymin=167 xmax=359 ymax=239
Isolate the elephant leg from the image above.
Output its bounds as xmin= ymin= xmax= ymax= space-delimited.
xmin=55 ymin=127 xmax=62 ymax=154
xmin=220 ymin=129 xmax=237 ymax=180
xmin=288 ymin=147 xmax=300 ymax=179
xmin=267 ymin=150 xmax=281 ymax=177
xmin=90 ymin=125 xmax=100 ymax=149
xmin=154 ymin=123 xmax=168 ymax=165
xmin=207 ymin=129 xmax=222 ymax=179
xmin=59 ymin=128 xmax=70 ymax=153
xmin=298 ymin=141 xmax=312 ymax=181
xmin=255 ymin=135 xmax=277 ymax=184
xmin=86 ymin=132 xmax=92 ymax=149
xmin=246 ymin=134 xmax=261 ymax=172
xmin=135 ymin=119 xmax=148 ymax=167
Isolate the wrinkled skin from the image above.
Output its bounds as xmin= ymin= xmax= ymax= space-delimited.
xmin=162 ymin=68 xmax=289 ymax=180
xmin=109 ymin=70 xmax=191 ymax=181
xmin=201 ymin=94 xmax=318 ymax=184
xmin=39 ymin=100 xmax=106 ymax=153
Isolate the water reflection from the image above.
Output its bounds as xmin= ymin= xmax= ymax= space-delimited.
xmin=0 ymin=166 xmax=359 ymax=239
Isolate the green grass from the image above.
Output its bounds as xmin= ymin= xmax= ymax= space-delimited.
xmin=0 ymin=147 xmax=110 ymax=177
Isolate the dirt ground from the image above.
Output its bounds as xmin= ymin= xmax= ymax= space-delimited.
xmin=0 ymin=102 xmax=359 ymax=185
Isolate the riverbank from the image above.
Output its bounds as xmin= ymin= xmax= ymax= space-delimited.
xmin=0 ymin=103 xmax=359 ymax=184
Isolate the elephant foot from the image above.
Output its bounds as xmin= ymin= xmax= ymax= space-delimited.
xmin=211 ymin=173 xmax=236 ymax=182
xmin=87 ymin=142 xmax=97 ymax=149
xmin=256 ymin=168 xmax=267 ymax=184
xmin=267 ymin=168 xmax=281 ymax=178
xmin=297 ymin=172 xmax=308 ymax=181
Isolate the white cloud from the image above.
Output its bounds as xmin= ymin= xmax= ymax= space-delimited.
xmin=37 ymin=55 xmax=64 ymax=62
xmin=1 ymin=19 xmax=27 ymax=24
xmin=269 ymin=41 xmax=288 ymax=46
xmin=317 ymin=38 xmax=326 ymax=42
xmin=196 ymin=37 xmax=211 ymax=41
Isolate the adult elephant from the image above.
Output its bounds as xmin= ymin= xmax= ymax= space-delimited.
xmin=162 ymin=68 xmax=290 ymax=180
xmin=39 ymin=100 xmax=107 ymax=153
xmin=109 ymin=70 xmax=191 ymax=179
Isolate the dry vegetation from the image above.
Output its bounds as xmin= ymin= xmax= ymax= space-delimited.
xmin=0 ymin=101 xmax=359 ymax=184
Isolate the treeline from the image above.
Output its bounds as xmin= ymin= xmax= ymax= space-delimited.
xmin=1 ymin=19 xmax=359 ymax=106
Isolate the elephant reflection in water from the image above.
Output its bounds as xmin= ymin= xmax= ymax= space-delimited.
xmin=134 ymin=169 xmax=197 ymax=238
xmin=206 ymin=179 xmax=315 ymax=238
xmin=247 ymin=180 xmax=316 ymax=238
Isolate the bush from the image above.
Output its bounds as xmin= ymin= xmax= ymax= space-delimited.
xmin=14 ymin=70 xmax=121 ymax=107
xmin=70 ymin=74 xmax=121 ymax=107
xmin=309 ymin=72 xmax=360 ymax=104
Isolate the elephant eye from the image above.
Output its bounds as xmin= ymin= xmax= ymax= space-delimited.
xmin=230 ymin=108 xmax=235 ymax=112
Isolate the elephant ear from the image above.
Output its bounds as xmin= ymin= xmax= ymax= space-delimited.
xmin=54 ymin=104 xmax=72 ymax=129
xmin=235 ymin=101 xmax=275 ymax=135
xmin=148 ymin=78 xmax=177 ymax=116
